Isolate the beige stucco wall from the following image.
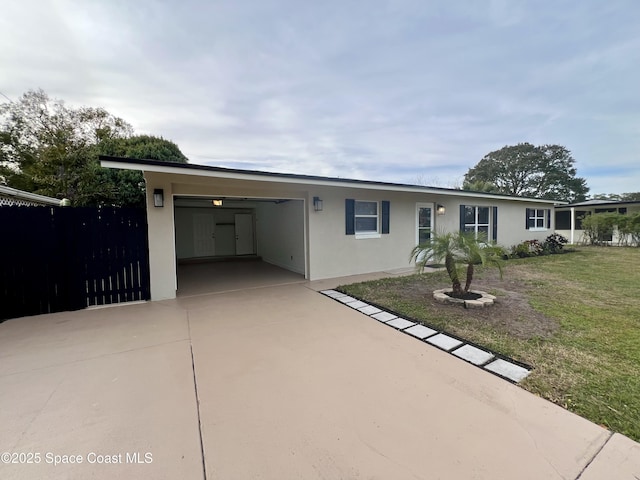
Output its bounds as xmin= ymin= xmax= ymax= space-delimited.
xmin=144 ymin=170 xmax=558 ymax=300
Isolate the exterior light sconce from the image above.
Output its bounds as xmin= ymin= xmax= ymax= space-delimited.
xmin=313 ymin=196 xmax=323 ymax=212
xmin=212 ymin=199 xmax=223 ymax=207
xmin=436 ymin=204 xmax=446 ymax=215
xmin=153 ymin=189 xmax=164 ymax=208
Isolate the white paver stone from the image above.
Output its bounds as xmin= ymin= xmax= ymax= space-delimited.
xmin=358 ymin=305 xmax=382 ymax=315
xmin=452 ymin=345 xmax=494 ymax=365
xmin=426 ymin=333 xmax=463 ymax=351
xmin=371 ymin=311 xmax=397 ymax=322
xmin=386 ymin=318 xmax=416 ymax=330
xmin=484 ymin=359 xmax=531 ymax=383
xmin=321 ymin=290 xmax=346 ymax=299
xmin=346 ymin=300 xmax=368 ymax=309
xmin=336 ymin=295 xmax=357 ymax=304
xmin=404 ymin=324 xmax=438 ymax=339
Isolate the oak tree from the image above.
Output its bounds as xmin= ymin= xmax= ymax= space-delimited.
xmin=464 ymin=143 xmax=589 ymax=203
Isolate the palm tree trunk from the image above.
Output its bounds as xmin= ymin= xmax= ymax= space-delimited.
xmin=464 ymin=263 xmax=474 ymax=293
xmin=445 ymin=253 xmax=463 ymax=297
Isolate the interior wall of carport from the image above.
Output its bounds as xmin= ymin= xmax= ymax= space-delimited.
xmin=144 ymin=171 xmax=310 ymax=300
xmin=255 ymin=200 xmax=305 ymax=275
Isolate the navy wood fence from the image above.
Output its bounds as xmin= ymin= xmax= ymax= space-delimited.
xmin=0 ymin=207 xmax=150 ymax=322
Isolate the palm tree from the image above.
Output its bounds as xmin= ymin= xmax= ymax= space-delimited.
xmin=410 ymin=231 xmax=504 ymax=298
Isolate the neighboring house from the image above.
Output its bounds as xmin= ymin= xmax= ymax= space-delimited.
xmin=555 ymin=199 xmax=640 ymax=244
xmin=0 ymin=185 xmax=60 ymax=207
xmin=100 ymin=156 xmax=562 ymax=301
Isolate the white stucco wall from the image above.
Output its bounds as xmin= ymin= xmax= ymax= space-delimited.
xmin=305 ymin=188 xmax=556 ymax=281
xmin=144 ymin=173 xmax=177 ymax=301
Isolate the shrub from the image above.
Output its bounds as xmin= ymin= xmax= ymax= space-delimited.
xmin=618 ymin=212 xmax=640 ymax=247
xmin=544 ymin=233 xmax=569 ymax=253
xmin=510 ymin=239 xmax=544 ymax=258
xmin=580 ymin=213 xmax=620 ymax=245
xmin=630 ymin=213 xmax=640 ymax=247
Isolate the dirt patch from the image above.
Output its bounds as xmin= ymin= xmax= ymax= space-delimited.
xmin=389 ymin=269 xmax=558 ymax=340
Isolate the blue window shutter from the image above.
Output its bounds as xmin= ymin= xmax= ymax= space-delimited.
xmin=345 ymin=199 xmax=355 ymax=235
xmin=459 ymin=205 xmax=466 ymax=231
xmin=525 ymin=208 xmax=531 ymax=229
xmin=546 ymin=209 xmax=551 ymax=229
xmin=492 ymin=206 xmax=498 ymax=241
xmin=381 ymin=201 xmax=390 ymax=234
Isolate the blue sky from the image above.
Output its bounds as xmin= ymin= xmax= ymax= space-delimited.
xmin=2 ymin=0 xmax=639 ymax=195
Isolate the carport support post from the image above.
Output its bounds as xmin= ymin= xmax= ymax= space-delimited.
xmin=145 ymin=174 xmax=177 ymax=300
xmin=570 ymin=207 xmax=575 ymax=244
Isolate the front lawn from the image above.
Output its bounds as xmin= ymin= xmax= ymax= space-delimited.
xmin=338 ymin=247 xmax=640 ymax=442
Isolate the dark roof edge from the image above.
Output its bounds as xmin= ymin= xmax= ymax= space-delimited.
xmin=558 ymin=200 xmax=640 ymax=208
xmin=98 ymin=155 xmax=564 ymax=203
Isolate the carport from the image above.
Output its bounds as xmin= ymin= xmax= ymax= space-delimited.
xmin=99 ymin=156 xmax=317 ymax=300
xmin=173 ymin=195 xmax=306 ymax=296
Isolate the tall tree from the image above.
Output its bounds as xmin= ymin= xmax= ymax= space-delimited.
xmin=591 ymin=192 xmax=640 ymax=202
xmin=460 ymin=179 xmax=500 ymax=194
xmin=464 ymin=143 xmax=589 ymax=202
xmin=0 ymin=89 xmax=188 ymax=207
xmin=97 ymin=135 xmax=189 ymax=207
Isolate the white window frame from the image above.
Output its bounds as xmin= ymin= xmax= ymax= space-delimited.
xmin=463 ymin=205 xmax=491 ymax=238
xmin=355 ymin=200 xmax=380 ymax=239
xmin=528 ymin=209 xmax=549 ymax=231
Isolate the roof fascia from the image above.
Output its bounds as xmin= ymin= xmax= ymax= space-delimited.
xmin=100 ymin=158 xmax=562 ymax=205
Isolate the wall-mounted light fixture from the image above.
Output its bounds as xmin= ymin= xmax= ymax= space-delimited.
xmin=212 ymin=199 xmax=223 ymax=207
xmin=153 ymin=189 xmax=164 ymax=208
xmin=436 ymin=204 xmax=446 ymax=215
xmin=313 ymin=196 xmax=323 ymax=212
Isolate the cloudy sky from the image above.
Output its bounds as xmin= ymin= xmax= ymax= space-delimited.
xmin=2 ymin=0 xmax=639 ymax=195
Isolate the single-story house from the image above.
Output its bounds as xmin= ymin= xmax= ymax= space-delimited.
xmin=100 ymin=156 xmax=563 ymax=301
xmin=555 ymin=199 xmax=640 ymax=244
xmin=0 ymin=185 xmax=61 ymax=207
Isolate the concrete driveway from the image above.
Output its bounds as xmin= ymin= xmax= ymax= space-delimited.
xmin=1 ymin=279 xmax=639 ymax=479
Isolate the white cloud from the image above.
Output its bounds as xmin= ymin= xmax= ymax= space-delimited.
xmin=1 ymin=0 xmax=639 ymax=195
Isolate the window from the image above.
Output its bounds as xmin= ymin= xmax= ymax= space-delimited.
xmin=526 ymin=208 xmax=551 ymax=230
xmin=345 ymin=199 xmax=390 ymax=236
xmin=555 ymin=210 xmax=571 ymax=230
xmin=355 ymin=201 xmax=378 ymax=234
xmin=463 ymin=205 xmax=490 ymax=236
xmin=459 ymin=205 xmax=497 ymax=241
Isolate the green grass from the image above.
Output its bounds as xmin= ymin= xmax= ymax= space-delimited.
xmin=339 ymin=247 xmax=640 ymax=441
